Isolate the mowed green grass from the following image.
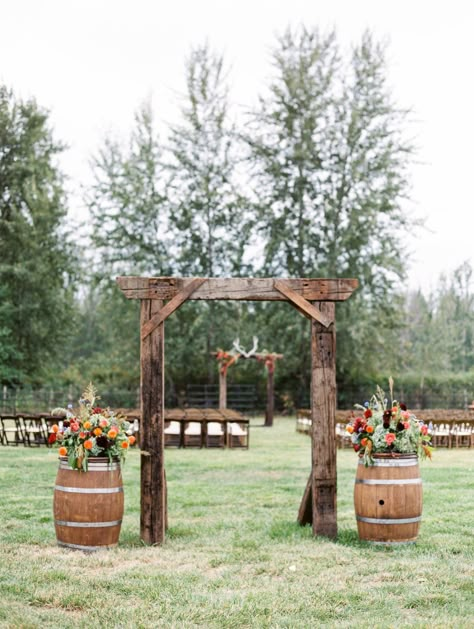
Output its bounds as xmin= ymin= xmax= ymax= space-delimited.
xmin=0 ymin=418 xmax=473 ymax=628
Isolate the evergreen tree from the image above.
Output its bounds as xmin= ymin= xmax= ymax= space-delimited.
xmin=167 ymin=44 xmax=248 ymax=381
xmin=168 ymin=43 xmax=247 ymax=277
xmin=245 ymin=28 xmax=416 ymax=395
xmin=0 ymin=86 xmax=76 ymax=384
xmin=88 ymin=101 xmax=168 ymax=276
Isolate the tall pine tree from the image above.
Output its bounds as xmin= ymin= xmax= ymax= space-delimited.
xmin=0 ymin=86 xmax=76 ymax=384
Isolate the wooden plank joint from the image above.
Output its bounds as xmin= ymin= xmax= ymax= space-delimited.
xmin=274 ymin=280 xmax=333 ymax=328
xmin=141 ymin=278 xmax=207 ymax=340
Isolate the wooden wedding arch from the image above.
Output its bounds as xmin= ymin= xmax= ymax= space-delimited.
xmin=117 ymin=276 xmax=358 ymax=545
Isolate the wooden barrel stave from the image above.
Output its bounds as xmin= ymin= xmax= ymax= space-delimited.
xmin=54 ymin=457 xmax=124 ymax=551
xmin=354 ymin=454 xmax=422 ymax=544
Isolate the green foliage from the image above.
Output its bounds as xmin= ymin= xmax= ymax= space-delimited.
xmin=168 ymin=43 xmax=248 ymax=277
xmin=245 ymin=27 xmax=417 ymax=385
xmin=89 ymin=101 xmax=169 ymax=276
xmin=0 ymin=85 xmax=76 ymax=384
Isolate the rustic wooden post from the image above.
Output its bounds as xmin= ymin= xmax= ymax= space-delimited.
xmin=219 ymin=370 xmax=227 ymax=410
xmin=311 ymin=301 xmax=337 ymax=538
xmin=140 ymin=299 xmax=166 ymax=545
xmin=264 ymin=367 xmax=274 ymax=427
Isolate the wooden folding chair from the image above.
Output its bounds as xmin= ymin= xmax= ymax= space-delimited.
xmin=205 ymin=421 xmax=225 ymax=448
xmin=21 ymin=414 xmax=48 ymax=446
xmin=164 ymin=420 xmax=182 ymax=447
xmin=0 ymin=415 xmax=26 ymax=446
xmin=227 ymin=421 xmax=249 ymax=448
xmin=451 ymin=422 xmax=473 ymax=448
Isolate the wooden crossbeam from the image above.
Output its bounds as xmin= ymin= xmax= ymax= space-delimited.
xmin=117 ymin=276 xmax=358 ymax=302
xmin=140 ymin=278 xmax=206 ymax=341
xmin=273 ymin=280 xmax=333 ymax=328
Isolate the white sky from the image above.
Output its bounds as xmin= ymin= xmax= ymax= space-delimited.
xmin=1 ymin=0 xmax=473 ymax=292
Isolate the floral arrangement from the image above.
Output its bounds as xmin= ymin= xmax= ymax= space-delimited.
xmin=346 ymin=379 xmax=432 ymax=466
xmin=48 ymin=383 xmax=136 ymax=471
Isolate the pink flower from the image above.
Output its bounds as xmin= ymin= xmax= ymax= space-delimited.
xmin=401 ymin=411 xmax=410 ymax=420
xmin=385 ymin=433 xmax=396 ymax=445
xmin=70 ymin=422 xmax=80 ymax=432
xmin=421 ymin=425 xmax=429 ymax=435
xmin=403 ymin=421 xmax=410 ymax=430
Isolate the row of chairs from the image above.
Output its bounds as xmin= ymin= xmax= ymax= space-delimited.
xmin=296 ymin=411 xmax=474 ymax=448
xmin=0 ymin=413 xmax=249 ymax=449
xmin=296 ymin=416 xmax=351 ymax=449
xmin=165 ymin=419 xmax=249 ymax=448
xmin=0 ymin=414 xmax=62 ymax=447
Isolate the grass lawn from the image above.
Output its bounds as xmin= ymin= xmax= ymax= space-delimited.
xmin=0 ymin=417 xmax=473 ymax=628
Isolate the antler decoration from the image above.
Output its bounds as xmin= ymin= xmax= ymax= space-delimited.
xmin=233 ymin=336 xmax=259 ymax=358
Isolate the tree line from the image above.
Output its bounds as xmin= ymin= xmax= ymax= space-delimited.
xmin=1 ymin=26 xmax=472 ymax=409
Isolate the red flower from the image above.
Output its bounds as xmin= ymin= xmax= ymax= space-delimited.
xmin=364 ymin=409 xmax=372 ymax=419
xmin=92 ymin=407 xmax=103 ymax=414
xmin=421 ymin=425 xmax=429 ymax=435
xmin=48 ymin=433 xmax=57 ymax=445
xmin=353 ymin=417 xmax=367 ymax=433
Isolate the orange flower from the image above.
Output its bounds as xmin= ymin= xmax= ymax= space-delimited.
xmin=121 ymin=440 xmax=129 ymax=449
xmin=361 ymin=437 xmax=368 ymax=446
xmin=58 ymin=446 xmax=68 ymax=457
xmin=128 ymin=435 xmax=136 ymax=445
xmin=79 ymin=432 xmax=86 ymax=439
xmin=84 ymin=439 xmax=93 ymax=450
xmin=365 ymin=426 xmax=374 ymax=434
xmin=93 ymin=427 xmax=102 ymax=436
xmin=346 ymin=425 xmax=354 ymax=434
xmin=51 ymin=424 xmax=60 ymax=433
xmin=83 ymin=421 xmax=91 ymax=430
xmin=108 ymin=429 xmax=118 ymax=439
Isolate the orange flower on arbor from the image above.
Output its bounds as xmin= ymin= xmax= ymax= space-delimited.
xmin=108 ymin=429 xmax=118 ymax=439
xmin=121 ymin=440 xmax=129 ymax=449
xmin=51 ymin=424 xmax=60 ymax=433
xmin=84 ymin=439 xmax=94 ymax=450
xmin=93 ymin=427 xmax=102 ymax=436
xmin=128 ymin=435 xmax=136 ymax=446
xmin=366 ymin=425 xmax=374 ymax=434
xmin=83 ymin=421 xmax=91 ymax=430
xmin=58 ymin=446 xmax=68 ymax=457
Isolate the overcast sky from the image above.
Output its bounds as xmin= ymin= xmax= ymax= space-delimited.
xmin=1 ymin=0 xmax=472 ymax=291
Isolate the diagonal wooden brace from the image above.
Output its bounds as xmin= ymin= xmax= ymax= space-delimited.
xmin=273 ymin=280 xmax=333 ymax=328
xmin=141 ymin=278 xmax=207 ymax=340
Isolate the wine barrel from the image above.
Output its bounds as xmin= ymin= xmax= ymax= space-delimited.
xmin=53 ymin=457 xmax=124 ymax=551
xmin=354 ymin=454 xmax=422 ymax=544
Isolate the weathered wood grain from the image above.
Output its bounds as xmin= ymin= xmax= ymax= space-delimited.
xmin=117 ymin=276 xmax=358 ymax=302
xmin=140 ymin=299 xmax=166 ymax=545
xmin=219 ymin=371 xmax=227 ymax=410
xmin=141 ymin=278 xmax=206 ymax=340
xmin=264 ymin=368 xmax=274 ymax=427
xmin=311 ymin=302 xmax=337 ymax=539
xmin=274 ymin=280 xmax=333 ymax=327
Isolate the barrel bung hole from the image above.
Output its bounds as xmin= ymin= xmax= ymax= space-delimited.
xmin=379 ymin=499 xmax=385 ymax=506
